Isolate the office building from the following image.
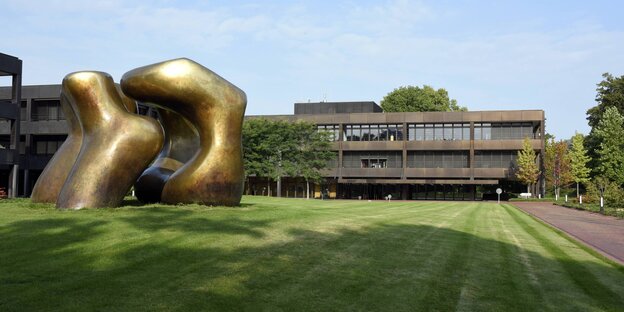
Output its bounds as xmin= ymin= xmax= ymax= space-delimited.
xmin=0 ymin=53 xmax=22 ymax=197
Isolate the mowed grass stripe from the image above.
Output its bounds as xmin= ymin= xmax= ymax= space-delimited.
xmin=413 ymin=203 xmax=479 ymax=309
xmin=1 ymin=197 xmax=624 ymax=311
xmin=503 ymin=204 xmax=624 ymax=311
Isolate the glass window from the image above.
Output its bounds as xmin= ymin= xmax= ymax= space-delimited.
xmin=463 ymin=124 xmax=471 ymax=140
xmin=474 ymin=127 xmax=482 ymax=140
xmin=352 ymin=126 xmax=361 ymax=141
xmin=20 ymin=101 xmax=27 ymax=121
xmin=453 ymin=124 xmax=462 ymax=140
xmin=35 ymin=141 xmax=46 ymax=154
xmin=434 ymin=124 xmax=443 ymax=141
xmin=482 ymin=123 xmax=491 ymax=140
xmin=443 ymin=124 xmax=452 ymax=140
xmin=415 ymin=127 xmax=424 ymax=141
xmin=424 ymin=125 xmax=434 ymax=141
xmin=370 ymin=125 xmax=379 ymax=141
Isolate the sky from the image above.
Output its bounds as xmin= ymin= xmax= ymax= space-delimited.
xmin=2 ymin=0 xmax=624 ymax=139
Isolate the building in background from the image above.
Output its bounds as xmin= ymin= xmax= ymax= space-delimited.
xmin=0 ymin=53 xmax=22 ymax=197
xmin=247 ymin=101 xmax=545 ymax=200
xmin=0 ymin=84 xmax=545 ymax=200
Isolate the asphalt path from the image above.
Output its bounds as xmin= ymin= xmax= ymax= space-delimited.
xmin=512 ymin=202 xmax=624 ymax=265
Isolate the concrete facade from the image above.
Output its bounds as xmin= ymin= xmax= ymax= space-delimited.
xmin=0 ymin=53 xmax=23 ymax=197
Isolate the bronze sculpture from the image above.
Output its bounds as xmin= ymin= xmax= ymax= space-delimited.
xmin=31 ymin=82 xmax=139 ymax=204
xmin=134 ymin=108 xmax=199 ymax=203
xmin=31 ymin=58 xmax=246 ymax=208
xmin=55 ymin=71 xmax=164 ymax=209
xmin=122 ymin=58 xmax=247 ymax=206
xmin=30 ymin=92 xmax=82 ymax=203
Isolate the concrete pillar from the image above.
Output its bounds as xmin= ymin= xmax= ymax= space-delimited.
xmin=402 ymin=184 xmax=408 ymax=200
xmin=23 ymin=169 xmax=30 ymax=197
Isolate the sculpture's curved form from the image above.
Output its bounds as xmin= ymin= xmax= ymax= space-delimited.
xmin=116 ymin=84 xmax=138 ymax=114
xmin=134 ymin=108 xmax=199 ymax=203
xmin=56 ymin=71 xmax=164 ymax=209
xmin=121 ymin=58 xmax=247 ymax=206
xmin=30 ymin=93 xmax=82 ymax=203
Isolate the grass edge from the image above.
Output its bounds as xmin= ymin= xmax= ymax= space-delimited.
xmin=508 ymin=203 xmax=624 ymax=273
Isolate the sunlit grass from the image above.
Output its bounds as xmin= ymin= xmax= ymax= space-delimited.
xmin=1 ymin=196 xmax=622 ymax=311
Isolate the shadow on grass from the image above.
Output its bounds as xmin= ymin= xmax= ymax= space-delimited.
xmin=118 ymin=207 xmax=270 ymax=238
xmin=1 ymin=208 xmax=623 ymax=311
xmin=121 ymin=198 xmax=256 ymax=208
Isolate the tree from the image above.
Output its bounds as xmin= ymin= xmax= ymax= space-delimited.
xmin=290 ymin=122 xmax=334 ymax=199
xmin=585 ymin=73 xmax=624 ymax=171
xmin=380 ymin=85 xmax=467 ymax=112
xmin=586 ymin=73 xmax=624 ymax=129
xmin=516 ymin=137 xmax=539 ymax=194
xmin=242 ymin=118 xmax=333 ymax=197
xmin=594 ymin=106 xmax=624 ymax=185
xmin=544 ymin=138 xmax=572 ymax=200
xmin=242 ymin=118 xmax=289 ymax=196
xmin=569 ymin=133 xmax=591 ymax=199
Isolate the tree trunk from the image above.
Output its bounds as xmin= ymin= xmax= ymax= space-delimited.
xmin=306 ymin=179 xmax=310 ymax=199
xmin=527 ymin=184 xmax=530 ymax=195
xmin=576 ymin=182 xmax=579 ymax=200
xmin=277 ymin=176 xmax=281 ymax=197
xmin=267 ymin=178 xmax=271 ymax=197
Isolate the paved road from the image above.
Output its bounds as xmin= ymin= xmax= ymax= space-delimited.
xmin=512 ymin=202 xmax=624 ymax=265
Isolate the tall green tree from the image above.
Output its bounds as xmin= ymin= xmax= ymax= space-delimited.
xmin=290 ymin=122 xmax=334 ymax=199
xmin=242 ymin=118 xmax=291 ymax=196
xmin=585 ymin=73 xmax=624 ymax=171
xmin=242 ymin=118 xmax=333 ymax=197
xmin=594 ymin=106 xmax=624 ymax=185
xmin=587 ymin=73 xmax=624 ymax=128
xmin=569 ymin=133 xmax=591 ymax=199
xmin=380 ymin=85 xmax=467 ymax=112
xmin=516 ymin=137 xmax=540 ymax=194
xmin=544 ymin=138 xmax=572 ymax=200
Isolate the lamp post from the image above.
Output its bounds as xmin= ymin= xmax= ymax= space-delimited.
xmin=597 ymin=177 xmax=606 ymax=215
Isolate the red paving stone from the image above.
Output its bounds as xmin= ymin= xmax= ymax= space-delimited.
xmin=512 ymin=202 xmax=624 ymax=265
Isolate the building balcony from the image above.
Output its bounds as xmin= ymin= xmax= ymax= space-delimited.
xmin=473 ymin=168 xmax=512 ymax=179
xmin=341 ymin=141 xmax=403 ymax=151
xmin=404 ymin=168 xmax=471 ymax=178
xmin=341 ymin=167 xmax=403 ymax=178
xmin=405 ymin=140 xmax=470 ymax=150
xmin=474 ymin=139 xmax=541 ymax=150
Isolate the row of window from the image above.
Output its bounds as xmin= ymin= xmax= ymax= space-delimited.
xmin=474 ymin=151 xmax=518 ymax=168
xmin=407 ymin=151 xmax=468 ymax=168
xmin=0 ymin=135 xmax=67 ymax=155
xmin=19 ymin=100 xmax=158 ymax=122
xmin=318 ymin=123 xmax=538 ymax=141
xmin=474 ymin=123 xmax=536 ymax=140
xmin=343 ymin=124 xmax=403 ymax=142
xmin=20 ymin=100 xmax=66 ymax=121
xmin=408 ymin=123 xmax=470 ymax=141
xmin=336 ymin=151 xmax=519 ymax=169
xmin=342 ymin=151 xmax=403 ymax=168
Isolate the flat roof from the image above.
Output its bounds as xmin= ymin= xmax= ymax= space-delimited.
xmin=0 ymin=53 xmax=22 ymax=76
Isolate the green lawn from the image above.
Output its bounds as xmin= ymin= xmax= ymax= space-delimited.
xmin=1 ymin=197 xmax=623 ymax=311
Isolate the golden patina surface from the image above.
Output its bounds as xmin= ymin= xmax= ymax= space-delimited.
xmin=31 ymin=83 xmax=139 ymax=204
xmin=56 ymin=71 xmax=164 ymax=209
xmin=122 ymin=58 xmax=247 ymax=206
xmin=134 ymin=108 xmax=199 ymax=203
xmin=30 ymin=92 xmax=82 ymax=203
